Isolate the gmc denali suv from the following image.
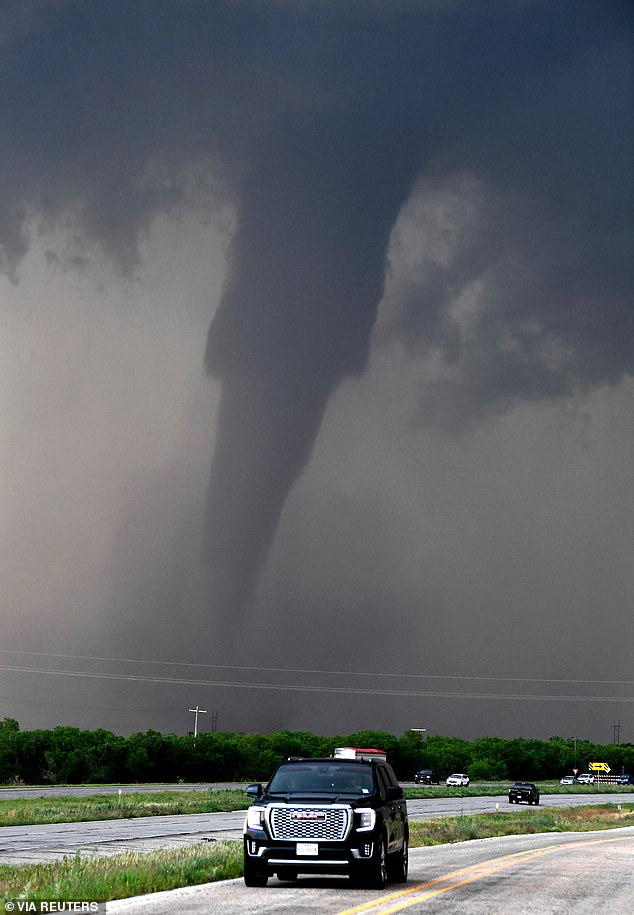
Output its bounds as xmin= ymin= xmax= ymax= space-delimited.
xmin=243 ymin=754 xmax=409 ymax=888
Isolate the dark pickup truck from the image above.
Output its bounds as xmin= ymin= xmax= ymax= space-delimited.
xmin=414 ymin=769 xmax=439 ymax=785
xmin=508 ymin=782 xmax=540 ymax=805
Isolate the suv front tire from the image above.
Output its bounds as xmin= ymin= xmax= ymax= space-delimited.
xmin=352 ymin=832 xmax=388 ymax=889
xmin=243 ymin=843 xmax=268 ymax=887
xmin=388 ymin=833 xmax=408 ymax=883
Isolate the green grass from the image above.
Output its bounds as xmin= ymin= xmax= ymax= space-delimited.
xmin=0 ymin=842 xmax=243 ymax=904
xmin=0 ymin=790 xmax=248 ymax=827
xmin=1 ymin=805 xmax=631 ymax=904
xmin=409 ymin=802 xmax=634 ymax=846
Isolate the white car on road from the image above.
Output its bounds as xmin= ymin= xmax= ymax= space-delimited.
xmin=446 ymin=773 xmax=470 ymax=787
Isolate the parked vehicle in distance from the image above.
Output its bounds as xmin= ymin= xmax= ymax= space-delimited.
xmin=508 ymin=782 xmax=540 ymax=805
xmin=243 ymin=753 xmax=408 ymax=888
xmin=560 ymin=775 xmax=578 ymax=785
xmin=414 ymin=769 xmax=439 ymax=785
xmin=446 ymin=773 xmax=470 ymax=787
xmin=616 ymin=773 xmax=633 ymax=785
xmin=576 ymin=773 xmax=595 ymax=785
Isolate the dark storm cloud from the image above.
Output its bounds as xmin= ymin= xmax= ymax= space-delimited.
xmin=0 ymin=0 xmax=65 ymax=48
xmin=2 ymin=0 xmax=631 ymax=622
xmin=389 ymin=29 xmax=633 ymax=428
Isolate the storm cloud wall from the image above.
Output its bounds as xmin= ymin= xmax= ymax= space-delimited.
xmin=0 ymin=1 xmax=631 ymax=737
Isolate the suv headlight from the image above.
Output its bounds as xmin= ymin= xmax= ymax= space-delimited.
xmin=246 ymin=806 xmax=265 ymax=829
xmin=356 ymin=808 xmax=376 ymax=832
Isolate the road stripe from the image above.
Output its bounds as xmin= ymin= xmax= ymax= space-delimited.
xmin=335 ymin=834 xmax=634 ymax=915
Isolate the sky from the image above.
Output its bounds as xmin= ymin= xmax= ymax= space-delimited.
xmin=1 ymin=0 xmax=632 ymax=745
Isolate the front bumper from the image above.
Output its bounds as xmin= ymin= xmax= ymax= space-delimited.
xmin=244 ymin=830 xmax=376 ymax=873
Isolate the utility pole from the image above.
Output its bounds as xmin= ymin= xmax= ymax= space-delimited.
xmin=189 ymin=705 xmax=207 ymax=743
xmin=410 ymin=729 xmax=426 ymax=769
xmin=613 ymin=720 xmax=622 ymax=745
xmin=210 ymin=710 xmax=218 ymax=733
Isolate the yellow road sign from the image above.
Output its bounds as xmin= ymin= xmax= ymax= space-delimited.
xmin=589 ymin=762 xmax=611 ymax=772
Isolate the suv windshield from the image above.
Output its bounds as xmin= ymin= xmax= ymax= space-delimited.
xmin=268 ymin=762 xmax=375 ymax=794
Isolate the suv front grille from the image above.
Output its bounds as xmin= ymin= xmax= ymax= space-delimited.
xmin=268 ymin=804 xmax=351 ymax=841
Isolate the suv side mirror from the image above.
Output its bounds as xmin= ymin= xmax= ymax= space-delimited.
xmin=246 ymin=783 xmax=263 ymax=799
xmin=386 ymin=785 xmax=403 ymax=802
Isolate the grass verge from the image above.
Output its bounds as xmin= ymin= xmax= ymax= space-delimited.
xmin=0 ymin=841 xmax=242 ymax=904
xmin=409 ymin=802 xmax=634 ymax=845
xmin=0 ymin=790 xmax=248 ymax=827
xmin=0 ymin=805 xmax=631 ymax=903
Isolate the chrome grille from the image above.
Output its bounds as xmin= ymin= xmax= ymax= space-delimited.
xmin=268 ymin=804 xmax=351 ymax=841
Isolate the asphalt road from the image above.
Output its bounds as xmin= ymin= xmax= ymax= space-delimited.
xmin=104 ymin=827 xmax=634 ymax=915
xmin=0 ymin=810 xmax=245 ymax=865
xmin=2 ymin=792 xmax=632 ymax=866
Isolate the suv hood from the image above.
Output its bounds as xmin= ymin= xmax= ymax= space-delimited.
xmin=264 ymin=792 xmax=375 ymax=805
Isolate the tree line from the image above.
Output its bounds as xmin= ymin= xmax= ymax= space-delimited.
xmin=0 ymin=718 xmax=631 ymax=785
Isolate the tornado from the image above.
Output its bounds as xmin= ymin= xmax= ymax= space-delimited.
xmin=204 ymin=115 xmax=422 ymax=617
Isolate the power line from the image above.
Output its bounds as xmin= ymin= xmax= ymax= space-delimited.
xmin=0 ymin=664 xmax=632 ymax=703
xmin=1 ymin=648 xmax=631 ymax=687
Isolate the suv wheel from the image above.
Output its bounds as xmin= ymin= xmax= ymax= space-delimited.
xmin=243 ymin=843 xmax=268 ymax=887
xmin=388 ymin=836 xmax=408 ymax=883
xmin=366 ymin=833 xmax=388 ymax=889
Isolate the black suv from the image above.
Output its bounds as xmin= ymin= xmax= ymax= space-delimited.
xmin=414 ymin=769 xmax=439 ymax=785
xmin=508 ymin=782 xmax=540 ymax=805
xmin=243 ymin=756 xmax=408 ymax=888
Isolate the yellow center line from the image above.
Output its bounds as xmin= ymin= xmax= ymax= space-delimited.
xmin=334 ymin=847 xmax=553 ymax=915
xmin=335 ymin=834 xmax=634 ymax=915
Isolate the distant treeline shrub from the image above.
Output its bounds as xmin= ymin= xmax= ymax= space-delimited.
xmin=0 ymin=718 xmax=632 ymax=785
